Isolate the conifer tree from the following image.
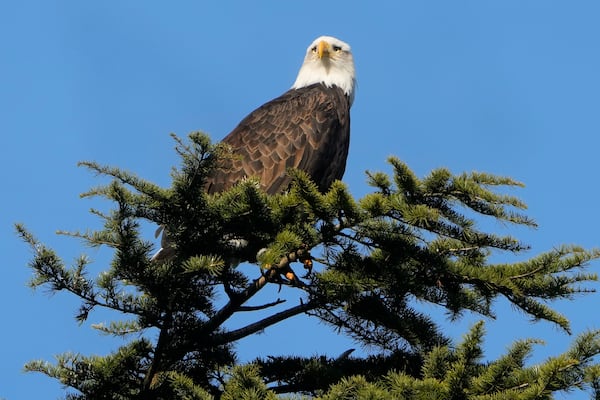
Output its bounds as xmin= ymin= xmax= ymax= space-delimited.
xmin=17 ymin=132 xmax=600 ymax=399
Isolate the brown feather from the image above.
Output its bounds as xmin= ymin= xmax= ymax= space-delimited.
xmin=205 ymin=83 xmax=351 ymax=195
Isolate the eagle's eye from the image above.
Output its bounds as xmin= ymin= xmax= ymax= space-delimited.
xmin=311 ymin=46 xmax=317 ymax=53
xmin=332 ymin=45 xmax=343 ymax=52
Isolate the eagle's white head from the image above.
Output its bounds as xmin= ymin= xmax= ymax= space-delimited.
xmin=292 ymin=36 xmax=356 ymax=106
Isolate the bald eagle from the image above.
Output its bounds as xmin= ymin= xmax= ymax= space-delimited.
xmin=206 ymin=35 xmax=356 ymax=194
xmin=153 ymin=36 xmax=356 ymax=261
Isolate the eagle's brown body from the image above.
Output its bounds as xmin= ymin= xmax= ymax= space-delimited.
xmin=206 ymin=83 xmax=351 ymax=195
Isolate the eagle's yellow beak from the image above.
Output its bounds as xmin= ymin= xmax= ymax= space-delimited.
xmin=317 ymin=40 xmax=331 ymax=58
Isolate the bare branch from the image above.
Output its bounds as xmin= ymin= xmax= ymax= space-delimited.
xmin=201 ymin=248 xmax=311 ymax=335
xmin=214 ymin=300 xmax=318 ymax=345
xmin=238 ymin=299 xmax=286 ymax=311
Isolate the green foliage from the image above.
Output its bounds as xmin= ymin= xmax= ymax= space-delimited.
xmin=160 ymin=371 xmax=214 ymax=400
xmin=16 ymin=132 xmax=600 ymax=399
xmin=24 ymin=339 xmax=153 ymax=400
xmin=221 ymin=365 xmax=278 ymax=400
xmin=318 ymin=322 xmax=600 ymax=399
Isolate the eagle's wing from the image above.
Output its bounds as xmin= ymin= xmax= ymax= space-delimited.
xmin=206 ymin=84 xmax=350 ymax=195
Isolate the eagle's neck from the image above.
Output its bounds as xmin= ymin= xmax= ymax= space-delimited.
xmin=292 ymin=61 xmax=356 ymax=106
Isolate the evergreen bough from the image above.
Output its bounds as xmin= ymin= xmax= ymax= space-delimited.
xmin=16 ymin=132 xmax=600 ymax=399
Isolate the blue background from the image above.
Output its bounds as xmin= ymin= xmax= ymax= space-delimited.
xmin=2 ymin=2 xmax=600 ymax=398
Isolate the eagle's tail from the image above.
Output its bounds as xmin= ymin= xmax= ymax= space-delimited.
xmin=150 ymin=226 xmax=175 ymax=262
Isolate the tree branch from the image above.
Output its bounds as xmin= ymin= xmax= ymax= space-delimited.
xmin=200 ymin=249 xmax=310 ymax=335
xmin=238 ymin=299 xmax=286 ymax=311
xmin=213 ymin=300 xmax=318 ymax=345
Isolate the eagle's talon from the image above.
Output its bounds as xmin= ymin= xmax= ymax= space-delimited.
xmin=302 ymin=258 xmax=313 ymax=276
xmin=285 ymin=271 xmax=297 ymax=281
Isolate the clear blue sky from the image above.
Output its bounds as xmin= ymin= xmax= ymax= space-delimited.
xmin=2 ymin=1 xmax=600 ymax=398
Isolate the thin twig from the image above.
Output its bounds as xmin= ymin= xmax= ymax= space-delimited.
xmin=508 ymin=265 xmax=547 ymax=280
xmin=238 ymin=299 xmax=286 ymax=311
